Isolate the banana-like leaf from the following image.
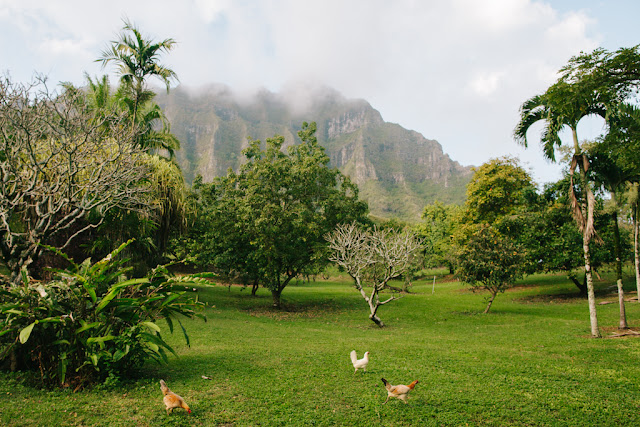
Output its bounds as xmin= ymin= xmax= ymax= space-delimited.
xmin=19 ymin=321 xmax=37 ymax=344
xmin=76 ymin=321 xmax=102 ymax=333
xmin=87 ymin=335 xmax=115 ymax=349
xmin=141 ymin=321 xmax=161 ymax=333
xmin=95 ymin=278 xmax=148 ymax=313
xmin=140 ymin=332 xmax=177 ymax=358
xmin=38 ymin=317 xmax=62 ymax=324
xmin=177 ymin=318 xmax=190 ymax=347
xmin=82 ymin=281 xmax=97 ymax=304
xmin=89 ymin=353 xmax=99 ymax=366
xmin=59 ymin=356 xmax=68 ymax=385
xmin=20 ymin=268 xmax=29 ymax=287
xmin=160 ymin=293 xmax=183 ymax=307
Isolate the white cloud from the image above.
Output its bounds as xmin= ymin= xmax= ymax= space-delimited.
xmin=2 ymin=0 xmax=616 ymax=184
xmin=194 ymin=0 xmax=231 ymax=22
xmin=469 ymin=70 xmax=506 ymax=97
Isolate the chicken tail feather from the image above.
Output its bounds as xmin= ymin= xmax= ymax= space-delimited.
xmin=350 ymin=350 xmax=357 ymax=364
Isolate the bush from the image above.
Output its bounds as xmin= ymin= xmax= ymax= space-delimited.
xmin=0 ymin=241 xmax=206 ymax=388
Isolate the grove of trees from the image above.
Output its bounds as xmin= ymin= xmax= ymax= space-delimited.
xmin=0 ymin=21 xmax=203 ymax=387
xmin=2 ymin=18 xmax=640 ymax=390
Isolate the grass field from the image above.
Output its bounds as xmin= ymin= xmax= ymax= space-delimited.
xmin=1 ymin=269 xmax=640 ymax=426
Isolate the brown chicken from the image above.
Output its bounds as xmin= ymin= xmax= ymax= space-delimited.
xmin=160 ymin=379 xmax=191 ymax=415
xmin=381 ymin=377 xmax=419 ymax=404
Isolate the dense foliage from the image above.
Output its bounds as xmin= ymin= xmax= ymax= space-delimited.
xmin=0 ymin=241 xmax=205 ymax=388
xmin=172 ymin=122 xmax=369 ymax=307
xmin=513 ymin=44 xmax=640 ymax=337
xmin=0 ymin=77 xmax=149 ymax=285
xmin=455 ymin=224 xmax=525 ymax=313
xmin=0 ymin=21 xmax=204 ymax=389
xmin=415 ymin=201 xmax=461 ymax=274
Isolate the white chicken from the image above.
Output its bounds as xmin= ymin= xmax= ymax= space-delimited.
xmin=350 ymin=350 xmax=369 ymax=374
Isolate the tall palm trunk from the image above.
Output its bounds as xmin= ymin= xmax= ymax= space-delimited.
xmin=572 ymin=129 xmax=600 ymax=338
xmin=611 ymin=208 xmax=628 ymax=329
xmin=582 ymin=242 xmax=600 ymax=337
xmin=633 ymin=186 xmax=640 ymax=302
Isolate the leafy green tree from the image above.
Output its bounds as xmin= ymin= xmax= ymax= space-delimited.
xmin=559 ymin=44 xmax=640 ymax=102
xmin=415 ymin=201 xmax=462 ymax=274
xmin=593 ymin=103 xmax=640 ymax=302
xmin=455 ymin=224 xmax=525 ymax=313
xmin=190 ymin=122 xmax=368 ymax=307
xmin=514 ymin=78 xmax=607 ymax=337
xmin=588 ymin=139 xmax=636 ymax=329
xmin=632 ymin=184 xmax=640 ymax=300
xmin=463 ymin=156 xmax=536 ymax=225
xmin=518 ymin=176 xmax=622 ymax=294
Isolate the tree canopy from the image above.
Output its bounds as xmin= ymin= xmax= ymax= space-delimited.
xmin=180 ymin=122 xmax=369 ymax=307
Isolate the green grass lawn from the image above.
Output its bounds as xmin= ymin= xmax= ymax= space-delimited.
xmin=2 ymin=270 xmax=640 ymax=426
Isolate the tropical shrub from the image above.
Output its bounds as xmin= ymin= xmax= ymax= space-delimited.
xmin=0 ymin=241 xmax=205 ymax=388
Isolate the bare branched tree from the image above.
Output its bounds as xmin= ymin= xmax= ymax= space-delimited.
xmin=326 ymin=223 xmax=422 ymax=327
xmin=0 ymin=75 xmax=150 ymax=284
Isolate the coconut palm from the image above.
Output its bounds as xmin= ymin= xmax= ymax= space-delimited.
xmin=514 ymin=80 xmax=607 ymax=338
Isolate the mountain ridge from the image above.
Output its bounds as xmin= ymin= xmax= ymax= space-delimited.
xmin=156 ymin=84 xmax=473 ymax=221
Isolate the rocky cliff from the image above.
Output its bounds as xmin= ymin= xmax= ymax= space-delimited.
xmin=156 ymin=84 xmax=472 ymax=221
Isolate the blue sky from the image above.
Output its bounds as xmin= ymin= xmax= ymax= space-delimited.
xmin=2 ymin=0 xmax=638 ymax=185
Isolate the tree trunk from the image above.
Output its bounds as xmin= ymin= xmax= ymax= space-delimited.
xmin=634 ymin=193 xmax=640 ymax=302
xmin=369 ymin=313 xmax=385 ymax=327
xmin=484 ymin=291 xmax=497 ymax=314
xmin=583 ymin=240 xmax=601 ymax=338
xmin=572 ymin=141 xmax=600 ymax=339
xmin=367 ymin=292 xmax=385 ymax=327
xmin=567 ymin=273 xmax=587 ymax=296
xmin=271 ymin=289 xmax=281 ymax=308
xmin=251 ymin=280 xmax=259 ymax=296
xmin=611 ymin=209 xmax=628 ymax=329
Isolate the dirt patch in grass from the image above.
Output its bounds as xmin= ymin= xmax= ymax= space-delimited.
xmin=601 ymin=326 xmax=640 ymax=339
xmin=516 ymin=293 xmax=585 ymax=304
xmin=244 ymin=301 xmax=344 ymax=320
xmin=515 ymin=288 xmax=634 ymax=304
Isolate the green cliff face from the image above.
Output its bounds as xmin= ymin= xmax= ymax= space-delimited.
xmin=156 ymin=84 xmax=472 ymax=221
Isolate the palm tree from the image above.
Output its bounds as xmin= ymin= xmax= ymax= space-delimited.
xmin=596 ymin=102 xmax=640 ymax=303
xmin=94 ymin=21 xmax=185 ymax=263
xmin=97 ymin=19 xmax=178 ymax=134
xmin=135 ymin=101 xmax=181 ymax=158
xmin=589 ymin=141 xmax=632 ymax=329
xmin=514 ymin=80 xmax=607 ymax=338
